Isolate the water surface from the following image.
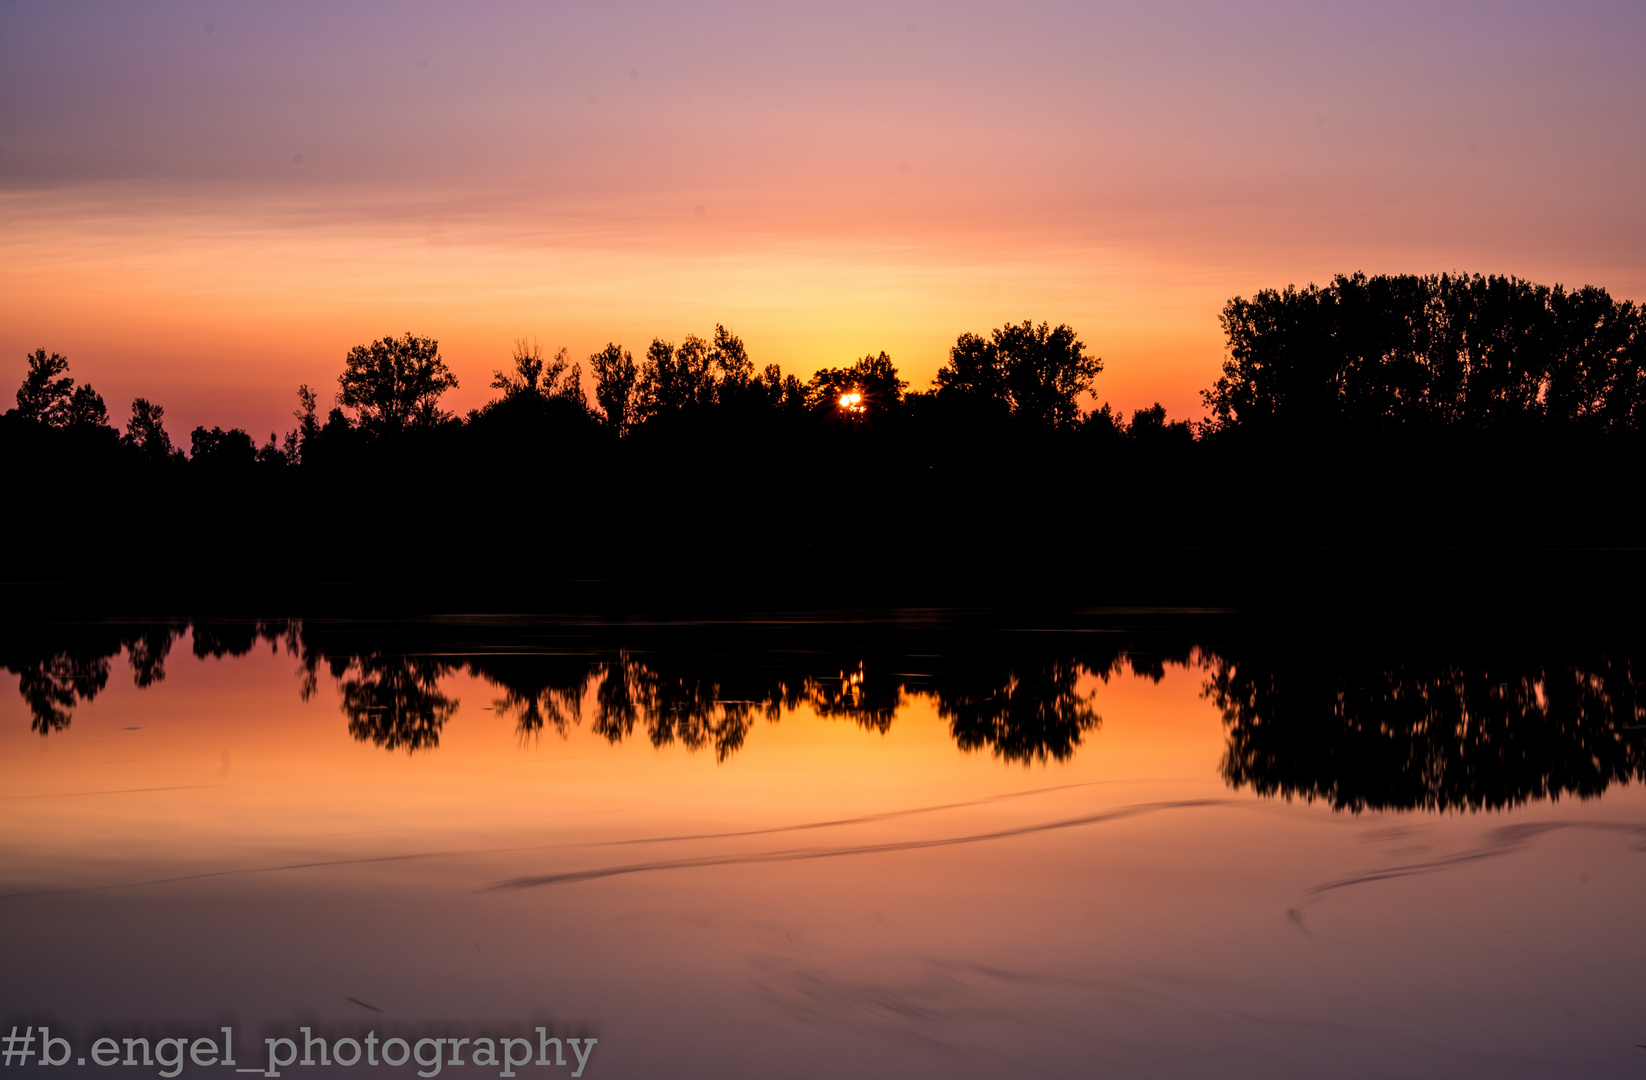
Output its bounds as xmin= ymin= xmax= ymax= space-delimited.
xmin=3 ymin=618 xmax=1644 ymax=1078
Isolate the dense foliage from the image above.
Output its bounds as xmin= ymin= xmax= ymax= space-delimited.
xmin=3 ymin=275 xmax=1642 ymax=598
xmin=1205 ymin=273 xmax=1646 ymax=434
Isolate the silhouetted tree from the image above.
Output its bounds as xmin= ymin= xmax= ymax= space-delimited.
xmin=14 ymin=348 xmax=74 ymax=424
xmin=290 ymin=385 xmax=321 ymax=463
xmin=62 ymin=384 xmax=108 ymax=428
xmin=13 ymin=348 xmax=107 ymax=428
xmin=589 ymin=343 xmax=638 ymax=432
xmin=493 ymin=339 xmax=551 ymax=398
xmin=254 ymin=432 xmax=291 ymax=467
xmin=123 ymin=398 xmax=180 ymax=463
xmin=805 ymin=352 xmax=907 ymax=416
xmin=639 ymin=334 xmax=716 ymax=417
xmin=932 ymin=322 xmax=1099 ymax=426
xmin=755 ymin=364 xmax=806 ymax=413
xmin=337 ymin=332 xmax=459 ymax=433
xmin=709 ymin=324 xmax=753 ymax=398
xmin=491 ymin=339 xmax=585 ymax=408
xmin=1125 ymin=402 xmax=1194 ymax=447
xmin=995 ymin=321 xmax=1099 ymax=428
xmin=934 ymin=332 xmax=1009 ymax=411
xmin=1203 ymin=272 xmax=1646 ymax=434
xmin=189 ymin=425 xmax=257 ymax=468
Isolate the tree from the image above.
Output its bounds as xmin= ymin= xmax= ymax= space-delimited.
xmin=291 ymin=385 xmax=321 ymax=463
xmin=932 ymin=322 xmax=1100 ymax=426
xmin=491 ymin=339 xmax=559 ymax=398
xmin=934 ymin=332 xmax=1008 ymax=406
xmin=337 ymin=332 xmax=458 ymax=433
xmin=490 ymin=339 xmax=585 ymax=409
xmin=15 ymin=349 xmax=76 ymax=426
xmin=709 ymin=324 xmax=753 ymax=393
xmin=189 ymin=425 xmax=257 ymax=468
xmin=1125 ymin=402 xmax=1194 ymax=448
xmin=589 ymin=343 xmax=638 ymax=432
xmin=805 ymin=352 xmax=907 ymax=415
xmin=63 ymin=385 xmax=108 ymax=428
xmin=1200 ymin=272 xmax=1646 ymax=435
xmin=638 ymin=335 xmax=716 ymax=418
xmin=123 ymin=398 xmax=179 ymax=462
xmin=755 ymin=363 xmax=806 ymax=413
xmin=994 ymin=321 xmax=1099 ymax=428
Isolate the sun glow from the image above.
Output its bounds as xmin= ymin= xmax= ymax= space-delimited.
xmin=839 ymin=391 xmax=864 ymax=412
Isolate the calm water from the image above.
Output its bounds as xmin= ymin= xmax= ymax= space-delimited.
xmin=3 ymin=617 xmax=1644 ymax=1078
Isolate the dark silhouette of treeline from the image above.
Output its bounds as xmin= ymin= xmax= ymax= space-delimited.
xmin=5 ymin=271 xmax=1643 ymax=606
xmin=6 ymin=616 xmax=1645 ymax=808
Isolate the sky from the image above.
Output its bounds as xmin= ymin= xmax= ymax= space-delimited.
xmin=3 ymin=0 xmax=1644 ymax=438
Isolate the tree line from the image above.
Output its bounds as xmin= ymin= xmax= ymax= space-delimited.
xmin=4 ymin=314 xmax=1134 ymax=469
xmin=11 ymin=272 xmax=1644 ymax=466
xmin=4 ymin=271 xmax=1643 ymax=593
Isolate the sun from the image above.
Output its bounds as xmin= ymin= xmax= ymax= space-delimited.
xmin=839 ymin=391 xmax=864 ymax=413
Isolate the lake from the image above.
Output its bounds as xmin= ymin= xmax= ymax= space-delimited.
xmin=3 ymin=614 xmax=1644 ymax=1078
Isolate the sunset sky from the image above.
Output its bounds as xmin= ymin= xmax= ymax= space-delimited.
xmin=3 ymin=0 xmax=1643 ymax=438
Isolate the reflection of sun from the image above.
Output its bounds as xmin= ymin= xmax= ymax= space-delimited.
xmin=839 ymin=391 xmax=864 ymax=413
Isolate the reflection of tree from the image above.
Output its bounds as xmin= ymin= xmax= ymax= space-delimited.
xmin=464 ymin=655 xmax=592 ymax=740
xmin=17 ymin=653 xmax=111 ymax=734
xmin=591 ymin=657 xmax=641 ymax=742
xmin=337 ymin=655 xmax=459 ymax=752
xmin=1207 ymin=652 xmax=1646 ymax=811
xmin=191 ymin=623 xmax=262 ymax=659
xmin=1 ymin=624 xmax=186 ymax=733
xmin=604 ymin=661 xmax=783 ymax=762
xmin=804 ymin=662 xmax=901 ymax=733
xmin=125 ymin=626 xmax=176 ymax=687
xmin=15 ymin=618 xmax=1646 ymax=815
xmin=937 ymin=661 xmax=1101 ymax=764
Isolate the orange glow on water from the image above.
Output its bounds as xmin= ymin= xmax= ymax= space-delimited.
xmin=5 ymin=636 xmax=1646 ymax=1074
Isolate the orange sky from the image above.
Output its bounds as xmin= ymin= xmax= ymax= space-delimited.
xmin=3 ymin=1 xmax=1643 ymax=438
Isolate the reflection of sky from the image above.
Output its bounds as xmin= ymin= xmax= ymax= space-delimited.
xmin=1 ymin=2 xmax=1642 ymax=437
xmin=3 ymin=640 xmax=1645 ymax=1077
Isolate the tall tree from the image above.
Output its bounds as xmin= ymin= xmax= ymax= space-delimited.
xmin=14 ymin=348 xmax=75 ymax=425
xmin=994 ymin=321 xmax=1099 ymax=428
xmin=337 ymin=332 xmax=458 ymax=433
xmin=589 ymin=343 xmax=638 ymax=432
xmin=123 ymin=398 xmax=178 ymax=462
xmin=638 ymin=335 xmax=715 ymax=417
xmin=932 ymin=323 xmax=1100 ymax=426
xmin=709 ymin=324 xmax=753 ymax=394
xmin=934 ymin=332 xmax=1008 ymax=407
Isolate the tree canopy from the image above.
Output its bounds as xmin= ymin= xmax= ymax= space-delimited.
xmin=337 ymin=332 xmax=459 ymax=433
xmin=15 ymin=348 xmax=107 ymax=428
xmin=933 ymin=321 xmax=1100 ymax=427
xmin=1203 ymin=272 xmax=1646 ymax=434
